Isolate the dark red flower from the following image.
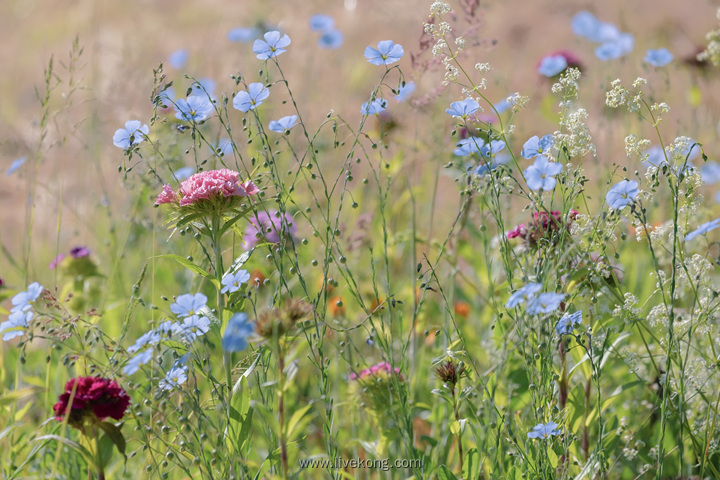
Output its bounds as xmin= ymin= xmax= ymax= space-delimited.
xmin=53 ymin=376 xmax=130 ymax=429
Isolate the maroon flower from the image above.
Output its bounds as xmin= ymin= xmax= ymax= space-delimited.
xmin=53 ymin=376 xmax=130 ymax=429
xmin=507 ymin=209 xmax=578 ymax=246
xmin=0 ymin=277 xmax=4 ymax=288
xmin=70 ymin=246 xmax=91 ymax=259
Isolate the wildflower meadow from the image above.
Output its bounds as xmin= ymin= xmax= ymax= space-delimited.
xmin=4 ymin=0 xmax=720 ymax=478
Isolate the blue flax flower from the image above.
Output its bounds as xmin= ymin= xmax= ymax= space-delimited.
xmin=11 ymin=282 xmax=44 ymax=313
xmin=113 ymin=120 xmax=149 ymax=149
xmin=395 ymin=82 xmax=415 ymax=102
xmin=701 ymin=162 xmax=720 ymax=184
xmin=506 ymin=283 xmax=542 ymax=308
xmin=7 ymin=157 xmax=27 ymax=176
xmin=127 ymin=330 xmax=162 ymax=353
xmin=606 ymin=180 xmax=639 ymax=209
xmin=253 ymin=31 xmax=291 ymax=60
xmin=174 ymin=96 xmax=214 ymax=122
xmin=268 ymin=115 xmax=299 ymax=133
xmin=1 ymin=310 xmax=32 ymax=341
xmin=159 ymin=365 xmax=189 ymax=390
xmin=228 ymin=27 xmax=259 ymax=43
xmin=521 ymin=135 xmax=554 ymax=159
xmin=223 ymin=313 xmax=254 ymax=352
xmin=475 ymin=154 xmax=511 ymax=176
xmin=170 ymin=293 xmax=208 ymax=318
xmin=318 ymin=30 xmax=343 ymax=49
xmin=233 ymin=83 xmax=270 ymax=113
xmin=524 ymin=157 xmax=563 ymax=191
xmin=556 ymin=311 xmax=582 ymax=335
xmin=190 ymin=78 xmax=216 ymax=99
xmin=364 ymin=40 xmax=404 ymax=66
xmin=446 ymin=98 xmax=479 ymax=119
xmin=595 ymin=33 xmax=634 ymax=61
xmin=310 ymin=14 xmax=334 ymax=32
xmin=481 ymin=140 xmax=506 ymax=158
xmin=571 ymin=11 xmax=602 ymax=41
xmin=645 ymin=48 xmax=673 ymax=67
xmin=454 ymin=138 xmax=484 ymax=157
xmin=221 ymin=269 xmax=251 ymax=294
xmin=528 ymin=422 xmax=561 ymax=440
xmin=178 ymin=315 xmax=211 ymax=342
xmin=685 ymin=218 xmax=720 ymax=242
xmin=526 ymin=293 xmax=565 ymax=315
xmin=169 ymin=49 xmax=188 ymax=69
xmin=538 ymin=55 xmax=568 ymax=77
xmin=175 ymin=166 xmax=194 ymax=181
xmin=361 ymin=98 xmax=387 ymax=115
xmin=123 ymin=348 xmax=153 ymax=375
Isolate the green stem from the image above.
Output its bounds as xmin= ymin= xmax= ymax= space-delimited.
xmin=93 ymin=426 xmax=105 ymax=480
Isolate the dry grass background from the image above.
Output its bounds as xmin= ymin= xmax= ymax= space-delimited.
xmin=1 ymin=0 xmax=718 ymax=283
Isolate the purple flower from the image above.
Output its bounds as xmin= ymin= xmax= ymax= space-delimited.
xmin=49 ymin=254 xmax=65 ymax=270
xmin=244 ymin=210 xmax=296 ymax=248
xmin=70 ymin=246 xmax=91 ymax=259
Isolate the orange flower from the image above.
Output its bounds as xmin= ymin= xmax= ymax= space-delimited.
xmin=329 ymin=296 xmax=345 ymax=316
xmin=454 ymin=301 xmax=471 ymax=318
xmin=249 ymin=269 xmax=266 ymax=287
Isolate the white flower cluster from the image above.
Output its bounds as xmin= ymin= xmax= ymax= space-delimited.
xmin=697 ymin=8 xmax=720 ymax=66
xmin=625 ymin=135 xmax=651 ymax=160
xmin=553 ymin=108 xmax=596 ymax=158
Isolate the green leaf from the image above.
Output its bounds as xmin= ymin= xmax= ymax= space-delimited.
xmin=34 ymin=434 xmax=96 ymax=469
xmin=286 ymin=404 xmax=313 ymax=440
xmin=438 ymin=465 xmax=459 ymax=480
xmin=98 ymin=421 xmax=126 ymax=458
xmin=223 ymin=249 xmax=254 ymax=278
xmin=462 ymin=448 xmax=479 ymax=480
xmin=547 ymin=446 xmax=558 ymax=468
xmin=0 ymin=387 xmax=40 ymax=408
xmin=152 ymin=254 xmax=219 ymax=288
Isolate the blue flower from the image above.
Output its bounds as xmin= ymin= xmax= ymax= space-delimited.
xmin=174 ymin=96 xmax=214 ymax=122
xmin=521 ymin=135 xmax=554 ymax=159
xmin=395 ymin=82 xmax=415 ymax=102
xmin=446 ymin=98 xmax=480 ymax=119
xmin=6 ymin=157 xmax=27 ymax=176
xmin=122 ymin=348 xmax=153 ymax=375
xmin=526 ymin=293 xmax=565 ymax=315
xmin=178 ymin=315 xmax=211 ymax=342
xmin=222 ymin=313 xmax=254 ymax=352
xmin=480 ymin=140 xmax=506 ymax=158
xmin=595 ymin=33 xmax=634 ymax=61
xmin=494 ymin=97 xmax=512 ymax=114
xmin=645 ymin=48 xmax=673 ymax=67
xmin=1 ymin=310 xmax=32 ymax=341
xmin=221 ymin=269 xmax=251 ymax=294
xmin=538 ymin=55 xmax=568 ymax=77
xmin=528 ymin=422 xmax=561 ymax=440
xmin=571 ymin=11 xmax=602 ymax=41
xmin=361 ymin=98 xmax=387 ymax=115
xmin=169 ymin=49 xmax=188 ymax=69
xmin=454 ymin=138 xmax=484 ymax=157
xmin=170 ymin=293 xmax=208 ymax=318
xmin=310 ymin=14 xmax=334 ymax=32
xmin=11 ymin=282 xmax=44 ymax=313
xmin=190 ymin=78 xmax=216 ymax=99
xmin=506 ymin=283 xmax=542 ymax=308
xmin=228 ymin=27 xmax=259 ymax=43
xmin=701 ymin=162 xmax=720 ymax=184
xmin=364 ymin=40 xmax=404 ymax=66
xmin=212 ymin=139 xmax=235 ymax=157
xmin=127 ymin=330 xmax=162 ymax=353
xmin=253 ymin=31 xmax=291 ymax=60
xmin=524 ymin=157 xmax=563 ymax=191
xmin=113 ymin=121 xmax=149 ymax=149
xmin=606 ymin=180 xmax=639 ymax=209
xmin=159 ymin=365 xmax=189 ymax=390
xmin=642 ymin=146 xmax=666 ymax=168
xmin=175 ymin=166 xmax=195 ymax=181
xmin=556 ymin=311 xmax=582 ymax=335
xmin=318 ymin=30 xmax=343 ymax=49
xmin=685 ymin=218 xmax=720 ymax=242
xmin=475 ymin=154 xmax=511 ymax=176
xmin=233 ymin=83 xmax=270 ymax=113
xmin=268 ymin=115 xmax=299 ymax=133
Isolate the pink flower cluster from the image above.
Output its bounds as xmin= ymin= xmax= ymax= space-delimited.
xmin=155 ymin=169 xmax=259 ymax=206
xmin=349 ymin=361 xmax=403 ymax=381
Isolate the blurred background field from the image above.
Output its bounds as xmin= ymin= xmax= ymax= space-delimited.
xmin=2 ymin=0 xmax=719 ymax=274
